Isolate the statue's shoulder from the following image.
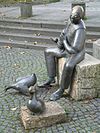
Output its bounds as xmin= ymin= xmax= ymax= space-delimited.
xmin=74 ymin=20 xmax=86 ymax=30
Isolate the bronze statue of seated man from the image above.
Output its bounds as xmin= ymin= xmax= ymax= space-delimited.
xmin=42 ymin=6 xmax=86 ymax=101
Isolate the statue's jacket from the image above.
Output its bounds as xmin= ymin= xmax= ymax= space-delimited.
xmin=58 ymin=19 xmax=86 ymax=55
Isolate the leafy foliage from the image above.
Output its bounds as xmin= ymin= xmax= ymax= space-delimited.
xmin=0 ymin=0 xmax=18 ymax=5
xmin=0 ymin=0 xmax=60 ymax=6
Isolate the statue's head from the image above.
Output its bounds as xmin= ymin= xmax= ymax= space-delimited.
xmin=70 ymin=6 xmax=84 ymax=24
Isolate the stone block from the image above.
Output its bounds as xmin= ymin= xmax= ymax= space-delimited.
xmin=21 ymin=102 xmax=67 ymax=129
xmin=20 ymin=2 xmax=32 ymax=18
xmin=93 ymin=39 xmax=100 ymax=60
xmin=58 ymin=54 xmax=100 ymax=100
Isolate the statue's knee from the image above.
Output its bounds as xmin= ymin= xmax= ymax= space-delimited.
xmin=65 ymin=63 xmax=74 ymax=71
xmin=44 ymin=48 xmax=50 ymax=56
xmin=45 ymin=48 xmax=48 ymax=53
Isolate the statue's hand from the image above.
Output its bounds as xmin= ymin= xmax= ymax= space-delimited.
xmin=50 ymin=37 xmax=58 ymax=43
xmin=60 ymin=30 xmax=66 ymax=42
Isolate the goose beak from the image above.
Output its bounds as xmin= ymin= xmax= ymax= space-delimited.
xmin=29 ymin=86 xmax=35 ymax=93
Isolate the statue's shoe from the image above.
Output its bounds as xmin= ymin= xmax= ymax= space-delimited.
xmin=39 ymin=78 xmax=55 ymax=88
xmin=50 ymin=88 xmax=64 ymax=101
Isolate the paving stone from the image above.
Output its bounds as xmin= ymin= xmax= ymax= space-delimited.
xmin=0 ymin=47 xmax=99 ymax=132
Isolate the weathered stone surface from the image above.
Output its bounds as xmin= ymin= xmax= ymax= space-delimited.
xmin=93 ymin=39 xmax=100 ymax=60
xmin=21 ymin=102 xmax=67 ymax=129
xmin=58 ymin=54 xmax=100 ymax=100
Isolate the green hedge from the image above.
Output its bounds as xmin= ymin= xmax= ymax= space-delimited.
xmin=32 ymin=0 xmax=60 ymax=4
xmin=0 ymin=0 xmax=18 ymax=5
xmin=0 ymin=0 xmax=60 ymax=5
xmin=19 ymin=0 xmax=60 ymax=3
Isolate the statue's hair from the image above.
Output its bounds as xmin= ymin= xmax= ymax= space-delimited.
xmin=72 ymin=6 xmax=84 ymax=18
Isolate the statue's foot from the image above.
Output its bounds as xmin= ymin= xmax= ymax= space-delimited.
xmin=39 ymin=78 xmax=55 ymax=88
xmin=44 ymin=79 xmax=55 ymax=86
xmin=50 ymin=88 xmax=64 ymax=101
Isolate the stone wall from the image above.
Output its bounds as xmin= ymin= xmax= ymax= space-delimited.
xmin=58 ymin=54 xmax=100 ymax=100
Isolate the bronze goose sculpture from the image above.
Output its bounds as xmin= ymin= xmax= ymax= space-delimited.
xmin=27 ymin=85 xmax=45 ymax=114
xmin=5 ymin=73 xmax=37 ymax=96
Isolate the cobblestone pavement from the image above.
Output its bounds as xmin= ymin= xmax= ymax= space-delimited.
xmin=0 ymin=46 xmax=100 ymax=133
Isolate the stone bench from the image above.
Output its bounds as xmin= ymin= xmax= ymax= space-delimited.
xmin=93 ymin=39 xmax=100 ymax=60
xmin=58 ymin=53 xmax=100 ymax=100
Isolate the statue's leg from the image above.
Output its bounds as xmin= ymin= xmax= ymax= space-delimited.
xmin=50 ymin=51 xmax=85 ymax=100
xmin=43 ymin=47 xmax=66 ymax=86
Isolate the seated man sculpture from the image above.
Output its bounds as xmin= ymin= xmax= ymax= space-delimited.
xmin=43 ymin=6 xmax=86 ymax=101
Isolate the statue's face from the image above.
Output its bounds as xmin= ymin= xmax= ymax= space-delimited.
xmin=70 ymin=11 xmax=81 ymax=24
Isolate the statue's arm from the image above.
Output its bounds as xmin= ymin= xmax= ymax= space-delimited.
xmin=63 ymin=39 xmax=77 ymax=54
xmin=50 ymin=29 xmax=66 ymax=44
xmin=63 ymin=29 xmax=85 ymax=54
xmin=72 ymin=29 xmax=86 ymax=52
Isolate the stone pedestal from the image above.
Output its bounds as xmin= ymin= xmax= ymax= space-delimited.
xmin=58 ymin=54 xmax=100 ymax=100
xmin=71 ymin=2 xmax=86 ymax=19
xmin=20 ymin=2 xmax=32 ymax=18
xmin=21 ymin=102 xmax=67 ymax=129
xmin=93 ymin=39 xmax=100 ymax=60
